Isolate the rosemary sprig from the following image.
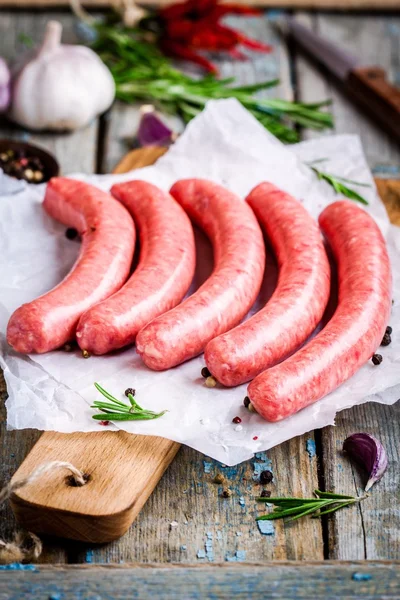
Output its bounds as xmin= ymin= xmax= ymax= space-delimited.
xmin=310 ymin=165 xmax=370 ymax=205
xmin=91 ymin=382 xmax=167 ymax=421
xmin=256 ymin=489 xmax=367 ymax=522
xmin=89 ymin=23 xmax=333 ymax=144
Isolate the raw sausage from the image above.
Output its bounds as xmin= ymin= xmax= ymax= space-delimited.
xmin=7 ymin=177 xmax=135 ymax=353
xmin=247 ymin=200 xmax=392 ymax=422
xmin=76 ymin=180 xmax=196 ymax=354
xmin=204 ymin=182 xmax=331 ymax=386
xmin=136 ymin=179 xmax=265 ymax=370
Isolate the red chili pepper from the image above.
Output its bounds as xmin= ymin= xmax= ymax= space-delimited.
xmin=156 ymin=0 xmax=272 ymax=72
xmin=159 ymin=39 xmax=218 ymax=73
xmin=238 ymin=35 xmax=272 ymax=52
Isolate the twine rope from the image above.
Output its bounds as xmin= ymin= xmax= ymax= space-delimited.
xmin=0 ymin=461 xmax=87 ymax=565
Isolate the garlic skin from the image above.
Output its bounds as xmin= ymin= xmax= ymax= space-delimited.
xmin=137 ymin=105 xmax=175 ymax=147
xmin=343 ymin=433 xmax=388 ymax=492
xmin=0 ymin=58 xmax=10 ymax=112
xmin=10 ymin=21 xmax=115 ymax=131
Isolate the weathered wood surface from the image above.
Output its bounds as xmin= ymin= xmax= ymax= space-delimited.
xmin=2 ymin=0 xmax=400 ymax=10
xmin=1 ymin=562 xmax=400 ymax=599
xmin=295 ymin=13 xmax=400 ymax=561
xmin=295 ymin=13 xmax=400 ymax=176
xmin=0 ymin=9 xmax=399 ymax=566
xmin=0 ymin=12 xmax=100 ymax=565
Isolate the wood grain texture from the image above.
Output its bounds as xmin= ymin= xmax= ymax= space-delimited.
xmin=11 ymin=431 xmax=180 ymax=543
xmin=0 ymin=562 xmax=400 ymax=599
xmin=295 ymin=13 xmax=400 ymax=560
xmin=1 ymin=0 xmax=400 ymax=9
xmin=295 ymin=13 xmax=400 ymax=175
xmin=0 ymin=12 xmax=98 ymax=175
xmin=0 ymin=11 xmax=99 ymax=562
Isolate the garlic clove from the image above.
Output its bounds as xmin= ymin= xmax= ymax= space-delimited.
xmin=137 ymin=105 xmax=175 ymax=147
xmin=343 ymin=433 xmax=388 ymax=492
xmin=0 ymin=58 xmax=10 ymax=112
xmin=10 ymin=20 xmax=115 ymax=132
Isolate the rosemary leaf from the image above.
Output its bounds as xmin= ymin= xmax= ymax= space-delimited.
xmin=310 ymin=166 xmax=369 ymax=205
xmin=316 ymin=500 xmax=358 ymax=517
xmin=88 ymin=22 xmax=333 ymax=143
xmin=92 ymin=382 xmax=166 ymax=422
xmin=256 ymin=490 xmax=367 ymax=522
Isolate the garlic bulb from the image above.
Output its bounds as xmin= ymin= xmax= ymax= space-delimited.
xmin=0 ymin=58 xmax=10 ymax=112
xmin=10 ymin=20 xmax=115 ymax=131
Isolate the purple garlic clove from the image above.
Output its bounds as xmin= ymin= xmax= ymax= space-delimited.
xmin=343 ymin=433 xmax=388 ymax=492
xmin=0 ymin=58 xmax=10 ymax=112
xmin=137 ymin=105 xmax=175 ymax=147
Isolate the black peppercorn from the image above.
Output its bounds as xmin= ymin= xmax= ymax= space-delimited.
xmin=371 ymin=354 xmax=383 ymax=365
xmin=125 ymin=387 xmax=136 ymax=397
xmin=260 ymin=489 xmax=271 ymax=498
xmin=381 ymin=332 xmax=391 ymax=347
xmin=243 ymin=396 xmax=251 ymax=408
xmin=386 ymin=326 xmax=392 ymax=335
xmin=65 ymin=228 xmax=78 ymax=240
xmin=201 ymin=366 xmax=211 ymax=378
xmin=259 ymin=470 xmax=273 ymax=484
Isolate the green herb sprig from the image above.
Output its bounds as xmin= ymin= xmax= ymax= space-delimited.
xmin=310 ymin=164 xmax=370 ymax=205
xmin=91 ymin=382 xmax=167 ymax=421
xmin=256 ymin=489 xmax=367 ymax=522
xmin=90 ymin=23 xmax=333 ymax=144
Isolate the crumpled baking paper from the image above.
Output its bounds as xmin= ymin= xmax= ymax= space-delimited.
xmin=1 ymin=99 xmax=399 ymax=465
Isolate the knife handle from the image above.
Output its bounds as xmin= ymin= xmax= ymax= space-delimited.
xmin=348 ymin=67 xmax=400 ymax=142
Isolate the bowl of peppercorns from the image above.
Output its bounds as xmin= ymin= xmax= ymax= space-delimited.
xmin=0 ymin=139 xmax=59 ymax=184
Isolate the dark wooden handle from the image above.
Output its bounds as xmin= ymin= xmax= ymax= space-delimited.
xmin=347 ymin=66 xmax=400 ymax=142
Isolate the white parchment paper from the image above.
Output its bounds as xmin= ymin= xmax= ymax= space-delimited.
xmin=1 ymin=99 xmax=399 ymax=465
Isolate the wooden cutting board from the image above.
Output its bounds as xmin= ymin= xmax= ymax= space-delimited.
xmin=10 ymin=145 xmax=400 ymax=545
xmin=1 ymin=0 xmax=399 ymax=10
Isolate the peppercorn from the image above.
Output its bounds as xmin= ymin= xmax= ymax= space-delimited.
xmin=33 ymin=170 xmax=43 ymax=182
xmin=213 ymin=473 xmax=224 ymax=484
xmin=386 ymin=325 xmax=392 ymax=335
xmin=381 ymin=332 xmax=391 ymax=347
xmin=65 ymin=228 xmax=78 ymax=240
xmin=260 ymin=489 xmax=271 ymax=498
xmin=243 ymin=396 xmax=250 ymax=408
xmin=125 ymin=387 xmax=136 ymax=397
xmin=205 ymin=376 xmax=217 ymax=388
xmin=201 ymin=366 xmax=211 ymax=378
xmin=82 ymin=349 xmax=91 ymax=358
xmin=23 ymin=168 xmax=34 ymax=181
xmin=259 ymin=470 xmax=273 ymax=484
xmin=371 ymin=353 xmax=383 ymax=365
xmin=232 ymin=416 xmax=242 ymax=424
xmin=221 ymin=488 xmax=232 ymax=498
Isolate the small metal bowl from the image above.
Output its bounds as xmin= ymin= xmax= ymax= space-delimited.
xmin=0 ymin=138 xmax=59 ymax=184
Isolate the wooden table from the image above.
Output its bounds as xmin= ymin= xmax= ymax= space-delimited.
xmin=0 ymin=7 xmax=399 ymax=598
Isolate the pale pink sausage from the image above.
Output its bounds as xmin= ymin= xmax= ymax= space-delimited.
xmin=204 ymin=182 xmax=331 ymax=386
xmin=136 ymin=179 xmax=265 ymax=370
xmin=7 ymin=178 xmax=135 ymax=353
xmin=247 ymin=200 xmax=392 ymax=422
xmin=76 ymin=180 xmax=196 ymax=354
